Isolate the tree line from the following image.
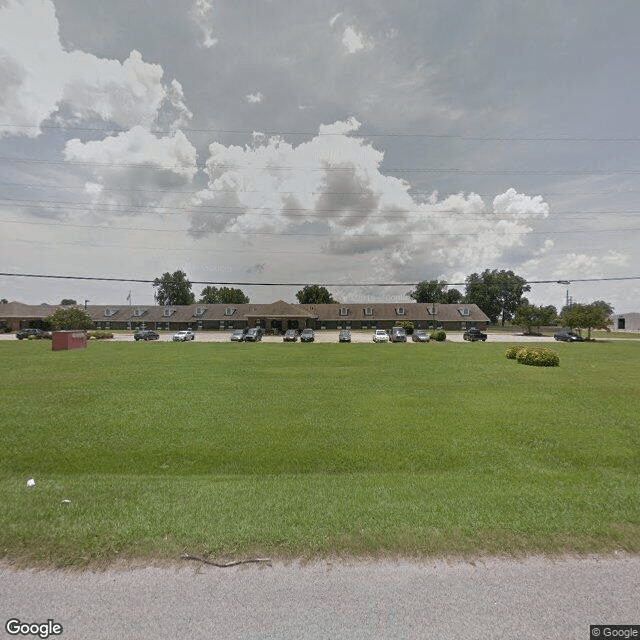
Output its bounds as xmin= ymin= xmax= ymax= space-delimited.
xmin=22 ymin=269 xmax=613 ymax=335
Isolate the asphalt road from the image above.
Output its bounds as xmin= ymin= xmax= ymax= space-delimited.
xmin=1 ymin=555 xmax=638 ymax=640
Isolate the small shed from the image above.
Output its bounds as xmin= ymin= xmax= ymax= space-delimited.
xmin=52 ymin=331 xmax=88 ymax=351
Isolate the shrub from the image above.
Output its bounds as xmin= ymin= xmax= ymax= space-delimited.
xmin=27 ymin=333 xmax=51 ymax=340
xmin=398 ymin=320 xmax=415 ymax=335
xmin=515 ymin=347 xmax=559 ymax=367
xmin=87 ymin=330 xmax=114 ymax=340
xmin=430 ymin=329 xmax=446 ymax=342
xmin=504 ymin=345 xmax=519 ymax=359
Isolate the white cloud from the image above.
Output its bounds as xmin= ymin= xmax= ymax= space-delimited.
xmin=190 ymin=119 xmax=550 ymax=281
xmin=342 ymin=26 xmax=374 ymax=54
xmin=245 ymin=92 xmax=264 ymax=104
xmin=191 ymin=0 xmax=218 ymax=48
xmin=63 ymin=126 xmax=198 ymax=217
xmin=0 ymin=0 xmax=191 ymax=137
xmin=329 ymin=12 xmax=343 ymax=28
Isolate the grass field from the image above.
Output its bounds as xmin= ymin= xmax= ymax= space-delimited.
xmin=1 ymin=339 xmax=639 ymax=568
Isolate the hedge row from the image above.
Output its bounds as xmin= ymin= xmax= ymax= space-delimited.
xmin=505 ymin=346 xmax=559 ymax=367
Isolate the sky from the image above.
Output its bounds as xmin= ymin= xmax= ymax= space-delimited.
xmin=1 ymin=0 xmax=640 ymax=312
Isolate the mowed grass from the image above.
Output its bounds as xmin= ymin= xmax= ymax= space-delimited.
xmin=1 ymin=339 xmax=639 ymax=567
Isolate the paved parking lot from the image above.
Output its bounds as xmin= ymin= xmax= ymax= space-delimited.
xmin=1 ymin=330 xmax=559 ymax=343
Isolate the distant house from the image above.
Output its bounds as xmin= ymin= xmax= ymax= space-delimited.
xmin=2 ymin=300 xmax=489 ymax=333
xmin=608 ymin=313 xmax=640 ymax=332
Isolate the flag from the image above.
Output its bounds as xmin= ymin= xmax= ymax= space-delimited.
xmin=127 ymin=291 xmax=131 ymax=302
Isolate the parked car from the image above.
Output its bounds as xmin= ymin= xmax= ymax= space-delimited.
xmin=16 ymin=328 xmax=50 ymax=340
xmin=300 ymin=328 xmax=315 ymax=342
xmin=173 ymin=329 xmax=195 ymax=342
xmin=411 ymin=330 xmax=430 ymax=342
xmin=244 ymin=327 xmax=263 ymax=342
xmin=373 ymin=329 xmax=389 ymax=343
xmin=338 ymin=330 xmax=351 ymax=343
xmin=463 ymin=327 xmax=487 ymax=342
xmin=554 ymin=329 xmax=584 ymax=342
xmin=230 ymin=329 xmax=246 ymax=342
xmin=283 ymin=329 xmax=298 ymax=342
xmin=390 ymin=326 xmax=407 ymax=342
xmin=134 ymin=329 xmax=159 ymax=341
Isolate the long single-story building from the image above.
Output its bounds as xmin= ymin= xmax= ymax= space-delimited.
xmin=1 ymin=300 xmax=490 ymax=332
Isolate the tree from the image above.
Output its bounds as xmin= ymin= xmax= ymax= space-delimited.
xmin=561 ymin=300 xmax=613 ymax=339
xmin=199 ymin=286 xmax=249 ymax=304
xmin=295 ymin=284 xmax=337 ymax=304
xmin=408 ymin=280 xmax=463 ymax=304
xmin=60 ymin=299 xmax=77 ymax=306
xmin=465 ymin=269 xmax=530 ymax=325
xmin=153 ymin=270 xmax=195 ymax=306
xmin=514 ymin=304 xmax=557 ymax=335
xmin=0 ymin=298 xmax=7 ymax=304
xmin=47 ymin=308 xmax=94 ymax=330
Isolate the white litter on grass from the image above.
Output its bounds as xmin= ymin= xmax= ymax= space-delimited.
xmin=26 ymin=478 xmax=35 ymax=487
xmin=61 ymin=499 xmax=71 ymax=504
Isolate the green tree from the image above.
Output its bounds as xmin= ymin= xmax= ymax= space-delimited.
xmin=514 ymin=303 xmax=558 ymax=335
xmin=199 ymin=286 xmax=249 ymax=304
xmin=561 ymin=300 xmax=613 ymax=339
xmin=60 ymin=299 xmax=77 ymax=305
xmin=153 ymin=270 xmax=195 ymax=306
xmin=47 ymin=308 xmax=94 ymax=330
xmin=465 ymin=269 xmax=530 ymax=325
xmin=408 ymin=279 xmax=463 ymax=304
xmin=0 ymin=298 xmax=7 ymax=304
xmin=295 ymin=284 xmax=337 ymax=304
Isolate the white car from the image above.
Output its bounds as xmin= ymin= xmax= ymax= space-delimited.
xmin=173 ymin=330 xmax=195 ymax=342
xmin=373 ymin=329 xmax=389 ymax=343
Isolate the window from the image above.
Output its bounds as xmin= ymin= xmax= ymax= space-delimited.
xmin=396 ymin=307 xmax=405 ymax=315
xmin=224 ymin=307 xmax=236 ymax=316
xmin=427 ymin=307 xmax=437 ymax=315
xmin=339 ymin=307 xmax=348 ymax=316
xmin=163 ymin=308 xmax=175 ymax=317
xmin=458 ymin=307 xmax=470 ymax=317
xmin=364 ymin=307 xmax=373 ymax=316
xmin=104 ymin=307 xmax=118 ymax=317
xmin=133 ymin=308 xmax=145 ymax=317
xmin=194 ymin=306 xmax=205 ymax=317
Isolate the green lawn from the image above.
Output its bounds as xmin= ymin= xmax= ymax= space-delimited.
xmin=1 ymin=339 xmax=639 ymax=567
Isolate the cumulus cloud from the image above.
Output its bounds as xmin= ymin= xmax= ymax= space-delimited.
xmin=190 ymin=119 xmax=550 ymax=280
xmin=342 ymin=25 xmax=374 ymax=54
xmin=245 ymin=92 xmax=264 ymax=104
xmin=63 ymin=126 xmax=198 ymax=216
xmin=0 ymin=0 xmax=191 ymax=137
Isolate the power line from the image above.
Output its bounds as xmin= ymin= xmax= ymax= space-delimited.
xmin=1 ymin=272 xmax=640 ymax=287
xmin=2 ymin=217 xmax=638 ymax=238
xmin=4 ymin=179 xmax=640 ymax=198
xmin=5 ymin=155 xmax=640 ymax=175
xmin=5 ymin=122 xmax=640 ymax=142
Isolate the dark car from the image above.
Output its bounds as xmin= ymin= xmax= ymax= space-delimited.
xmin=300 ymin=328 xmax=315 ymax=342
xmin=134 ymin=329 xmax=159 ymax=341
xmin=411 ymin=330 xmax=430 ymax=342
xmin=230 ymin=329 xmax=246 ymax=342
xmin=338 ymin=330 xmax=351 ymax=343
xmin=554 ymin=329 xmax=584 ymax=342
xmin=390 ymin=326 xmax=407 ymax=343
xmin=283 ymin=329 xmax=298 ymax=342
xmin=16 ymin=328 xmax=50 ymax=340
xmin=244 ymin=327 xmax=263 ymax=342
xmin=463 ymin=327 xmax=487 ymax=342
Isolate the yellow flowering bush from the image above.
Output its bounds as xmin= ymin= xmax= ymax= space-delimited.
xmin=515 ymin=347 xmax=559 ymax=367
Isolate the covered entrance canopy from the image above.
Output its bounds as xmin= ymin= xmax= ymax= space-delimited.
xmin=245 ymin=300 xmax=318 ymax=333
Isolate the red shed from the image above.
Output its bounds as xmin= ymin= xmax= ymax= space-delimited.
xmin=52 ymin=330 xmax=88 ymax=351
